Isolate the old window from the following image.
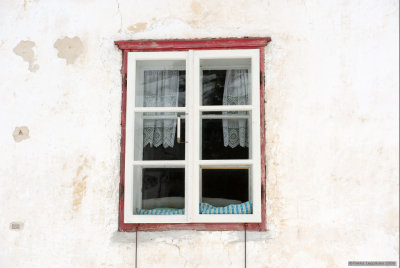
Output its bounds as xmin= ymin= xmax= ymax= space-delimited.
xmin=115 ymin=38 xmax=270 ymax=231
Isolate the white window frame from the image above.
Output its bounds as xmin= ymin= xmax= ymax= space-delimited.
xmin=124 ymin=49 xmax=261 ymax=224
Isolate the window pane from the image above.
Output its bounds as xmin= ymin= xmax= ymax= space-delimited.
xmin=201 ymin=58 xmax=251 ymax=106
xmin=201 ymin=111 xmax=250 ymax=160
xmin=133 ymin=167 xmax=185 ymax=215
xmin=136 ymin=60 xmax=186 ymax=107
xmin=200 ymin=168 xmax=252 ymax=214
xmin=134 ymin=112 xmax=185 ymax=161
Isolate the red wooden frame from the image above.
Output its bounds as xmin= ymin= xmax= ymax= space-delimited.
xmin=115 ymin=38 xmax=271 ymax=231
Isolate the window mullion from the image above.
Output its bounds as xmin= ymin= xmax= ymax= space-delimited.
xmin=186 ymin=50 xmax=195 ymax=222
xmin=191 ymin=50 xmax=201 ymax=222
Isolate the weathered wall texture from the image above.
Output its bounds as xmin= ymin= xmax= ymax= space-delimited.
xmin=0 ymin=0 xmax=398 ymax=267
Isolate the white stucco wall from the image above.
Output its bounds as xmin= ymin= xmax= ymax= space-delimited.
xmin=0 ymin=0 xmax=398 ymax=267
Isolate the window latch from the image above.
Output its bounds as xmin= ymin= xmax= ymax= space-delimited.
xmin=177 ymin=114 xmax=187 ymax=144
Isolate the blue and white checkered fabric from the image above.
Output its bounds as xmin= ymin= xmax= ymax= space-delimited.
xmin=136 ymin=201 xmax=253 ymax=215
xmin=199 ymin=201 xmax=253 ymax=214
xmin=136 ymin=208 xmax=185 ymax=215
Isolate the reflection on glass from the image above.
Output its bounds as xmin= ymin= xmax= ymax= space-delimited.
xmin=134 ymin=168 xmax=185 ymax=215
xmin=201 ymin=58 xmax=251 ymax=106
xmin=201 ymin=112 xmax=250 ymax=160
xmin=135 ymin=60 xmax=186 ymax=107
xmin=199 ymin=168 xmax=252 ymax=214
xmin=202 ymin=70 xmax=225 ymax=106
xmin=134 ymin=113 xmax=185 ymax=161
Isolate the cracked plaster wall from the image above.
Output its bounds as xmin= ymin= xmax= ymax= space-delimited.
xmin=0 ymin=0 xmax=398 ymax=267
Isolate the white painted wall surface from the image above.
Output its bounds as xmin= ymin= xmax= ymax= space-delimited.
xmin=0 ymin=0 xmax=398 ymax=267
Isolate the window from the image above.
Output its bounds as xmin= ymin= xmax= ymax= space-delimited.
xmin=115 ymin=38 xmax=270 ymax=231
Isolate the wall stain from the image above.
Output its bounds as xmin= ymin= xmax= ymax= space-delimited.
xmin=188 ymin=1 xmax=211 ymax=27
xmin=72 ymin=156 xmax=90 ymax=212
xmin=54 ymin=36 xmax=83 ymax=65
xmin=190 ymin=1 xmax=203 ymax=14
xmin=12 ymin=126 xmax=30 ymax=142
xmin=13 ymin=41 xmax=39 ymax=72
xmin=128 ymin=22 xmax=148 ymax=33
xmin=9 ymin=221 xmax=24 ymax=231
xmin=358 ymin=116 xmax=367 ymax=123
xmin=23 ymin=0 xmax=39 ymax=10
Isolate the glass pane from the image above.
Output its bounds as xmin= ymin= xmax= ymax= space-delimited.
xmin=199 ymin=168 xmax=252 ymax=214
xmin=201 ymin=111 xmax=250 ymax=160
xmin=136 ymin=60 xmax=186 ymax=107
xmin=201 ymin=58 xmax=251 ymax=106
xmin=134 ymin=113 xmax=185 ymax=161
xmin=133 ymin=167 xmax=185 ymax=215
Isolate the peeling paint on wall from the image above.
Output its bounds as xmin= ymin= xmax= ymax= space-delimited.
xmin=54 ymin=36 xmax=83 ymax=65
xmin=13 ymin=41 xmax=39 ymax=72
xmin=128 ymin=22 xmax=148 ymax=33
xmin=12 ymin=126 xmax=29 ymax=142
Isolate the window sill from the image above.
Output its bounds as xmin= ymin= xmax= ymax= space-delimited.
xmin=119 ymin=222 xmax=266 ymax=232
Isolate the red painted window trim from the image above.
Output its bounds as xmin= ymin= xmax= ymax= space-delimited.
xmin=115 ymin=38 xmax=270 ymax=231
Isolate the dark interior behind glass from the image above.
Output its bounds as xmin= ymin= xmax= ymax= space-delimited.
xmin=142 ymin=168 xmax=185 ymax=208
xmin=202 ymin=169 xmax=249 ymax=203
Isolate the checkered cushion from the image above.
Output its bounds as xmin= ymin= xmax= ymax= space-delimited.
xmin=136 ymin=207 xmax=184 ymax=215
xmin=136 ymin=201 xmax=253 ymax=215
xmin=200 ymin=201 xmax=252 ymax=214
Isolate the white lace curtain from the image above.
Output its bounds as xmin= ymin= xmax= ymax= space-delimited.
xmin=222 ymin=70 xmax=249 ymax=148
xmin=142 ymin=69 xmax=247 ymax=149
xmin=143 ymin=70 xmax=179 ymax=148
